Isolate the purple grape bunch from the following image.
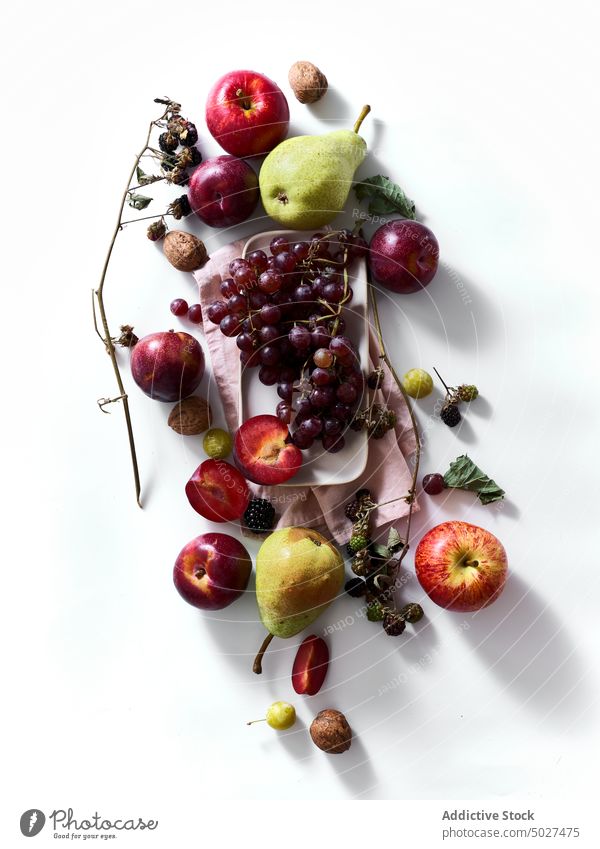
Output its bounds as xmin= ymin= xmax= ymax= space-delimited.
xmin=206 ymin=231 xmax=368 ymax=453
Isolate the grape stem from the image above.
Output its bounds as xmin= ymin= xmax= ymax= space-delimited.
xmin=93 ymin=98 xmax=180 ymax=508
xmin=367 ymin=275 xmax=421 ymax=577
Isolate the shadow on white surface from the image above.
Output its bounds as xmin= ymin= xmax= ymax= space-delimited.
xmin=462 ymin=573 xmax=590 ymax=729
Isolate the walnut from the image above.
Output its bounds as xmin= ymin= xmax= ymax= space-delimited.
xmin=168 ymin=396 xmax=211 ymax=435
xmin=310 ymin=709 xmax=352 ymax=754
xmin=163 ymin=230 xmax=208 ymax=272
xmin=288 ymin=61 xmax=328 ymax=104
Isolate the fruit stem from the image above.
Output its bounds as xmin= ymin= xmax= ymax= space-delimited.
xmin=253 ymin=632 xmax=274 ymax=675
xmin=353 ymin=104 xmax=371 ymax=134
xmin=246 ymin=718 xmax=267 ymax=726
xmin=433 ymin=367 xmax=451 ymax=395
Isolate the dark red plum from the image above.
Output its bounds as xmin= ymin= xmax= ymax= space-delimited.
xmin=369 ymin=220 xmax=439 ymax=294
xmin=188 ymin=155 xmax=259 ymax=228
xmin=130 ymin=331 xmax=204 ymax=402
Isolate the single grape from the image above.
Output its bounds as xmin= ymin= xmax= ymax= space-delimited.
xmin=220 ymin=315 xmax=242 ymax=337
xmin=295 ymin=397 xmax=312 ymax=418
xmin=423 ymin=473 xmax=445 ymax=495
xmin=322 ymin=433 xmax=345 ymax=453
xmin=311 ymin=367 xmax=334 ymax=386
xmin=289 ymin=325 xmax=311 ymax=350
xmin=313 ymin=348 xmax=334 ymax=368
xmin=243 ymin=316 xmax=263 ymax=333
xmin=336 ymin=382 xmax=357 ymax=404
xmin=170 ymin=298 xmax=189 ymax=317
xmin=292 ymin=430 xmax=314 ymax=450
xmin=311 ymin=276 xmax=326 ymax=298
xmin=323 ymin=281 xmax=345 ymax=303
xmin=310 ymin=327 xmax=331 ymax=350
xmin=260 ymin=304 xmax=282 ymax=325
xmin=259 ymin=345 xmax=281 ymax=366
xmin=228 ymin=293 xmax=248 ymax=315
xmin=273 ymin=251 xmax=297 ymax=275
xmin=300 ymin=416 xmax=323 ymax=437
xmin=276 ymin=401 xmax=292 ymax=424
xmin=292 ymin=241 xmax=310 ymax=260
xmin=270 ymin=236 xmax=289 ymax=255
xmin=236 ymin=332 xmax=255 ymax=353
xmin=402 ymin=368 xmax=434 ymax=399
xmin=207 ymin=300 xmax=230 ymax=324
xmin=329 ymin=336 xmax=354 ymax=362
xmin=310 ymin=387 xmax=335 ymax=408
xmin=220 ymin=278 xmax=238 ymax=298
xmin=248 ymin=249 xmax=268 ymax=275
xmin=259 ymin=325 xmax=279 ymax=344
xmin=248 ymin=290 xmax=268 ymax=310
xmin=293 ymin=284 xmax=314 ymax=303
xmin=203 ymin=428 xmax=233 ymax=459
xmin=258 ymin=270 xmax=283 ymax=294
xmin=258 ymin=365 xmax=279 ymax=385
xmin=234 ymin=266 xmax=256 ymax=289
xmin=277 ymin=382 xmax=294 ymax=401
xmin=229 ymin=258 xmax=249 ymax=276
xmin=331 ymin=402 xmax=351 ymax=420
xmin=240 ymin=350 xmax=260 ymax=368
xmin=188 ymin=304 xmax=203 ymax=324
xmin=323 ymin=417 xmax=342 ymax=436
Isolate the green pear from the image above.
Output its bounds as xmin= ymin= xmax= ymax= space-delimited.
xmin=259 ymin=105 xmax=371 ymax=230
xmin=253 ymin=527 xmax=344 ymax=673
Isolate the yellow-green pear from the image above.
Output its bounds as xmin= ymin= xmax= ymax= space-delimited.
xmin=253 ymin=527 xmax=344 ymax=673
xmin=259 ymin=105 xmax=371 ymax=230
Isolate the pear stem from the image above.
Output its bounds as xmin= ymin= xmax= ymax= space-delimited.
xmin=253 ymin=633 xmax=274 ymax=675
xmin=353 ymin=104 xmax=371 ymax=134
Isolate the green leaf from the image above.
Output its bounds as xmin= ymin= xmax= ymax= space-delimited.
xmin=128 ymin=192 xmax=152 ymax=210
xmin=387 ymin=527 xmax=403 ymax=552
xmin=443 ymin=454 xmax=505 ymax=505
xmin=354 ymin=175 xmax=416 ymax=219
xmin=136 ymin=166 xmax=161 ymax=186
xmin=371 ymin=543 xmax=391 ymax=560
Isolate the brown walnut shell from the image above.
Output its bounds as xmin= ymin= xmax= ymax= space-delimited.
xmin=310 ymin=709 xmax=352 ymax=754
xmin=288 ymin=61 xmax=328 ymax=104
xmin=163 ymin=230 xmax=209 ymax=272
xmin=168 ymin=396 xmax=211 ymax=435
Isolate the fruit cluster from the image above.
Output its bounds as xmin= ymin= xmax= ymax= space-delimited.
xmin=343 ymin=490 xmax=424 ymax=636
xmin=207 ymin=231 xmax=368 ymax=453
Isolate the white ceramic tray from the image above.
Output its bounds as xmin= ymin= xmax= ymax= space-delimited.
xmin=240 ymin=230 xmax=369 ymax=487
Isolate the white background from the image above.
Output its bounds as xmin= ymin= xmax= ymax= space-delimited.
xmin=2 ymin=0 xmax=600 ymax=843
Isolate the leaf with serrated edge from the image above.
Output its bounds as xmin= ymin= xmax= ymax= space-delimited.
xmin=354 ymin=175 xmax=416 ymax=219
xmin=443 ymin=454 xmax=505 ymax=504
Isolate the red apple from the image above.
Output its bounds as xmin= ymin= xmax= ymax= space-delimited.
xmin=188 ymin=155 xmax=259 ymax=228
xmin=369 ymin=219 xmax=439 ymax=294
xmin=173 ymin=532 xmax=252 ymax=610
xmin=234 ymin=415 xmax=302 ymax=485
xmin=415 ymin=521 xmax=508 ymax=612
xmin=292 ymin=635 xmax=329 ymax=696
xmin=185 ymin=459 xmax=250 ymax=523
xmin=130 ymin=330 xmax=204 ymax=402
xmin=205 ymin=70 xmax=289 ymax=157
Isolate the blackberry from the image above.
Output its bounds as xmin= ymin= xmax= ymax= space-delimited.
xmin=345 ymin=578 xmax=366 ymax=598
xmin=399 ymin=603 xmax=424 ymax=624
xmin=356 ymin=488 xmax=372 ymax=502
xmin=345 ymin=500 xmax=360 ymax=521
xmin=147 ymin=220 xmax=166 ymax=241
xmin=458 ymin=384 xmax=479 ymax=402
xmin=189 ymin=146 xmax=202 ymax=166
xmin=351 ymin=548 xmax=371 ymax=576
xmin=440 ymin=403 xmax=461 ymax=427
xmin=383 ymin=612 xmax=406 ymax=636
xmin=243 ymin=498 xmax=275 ymax=532
xmin=178 ymin=120 xmax=199 ymax=147
xmin=168 ymin=194 xmax=191 ymax=220
xmin=347 ymin=533 xmax=369 ymax=555
xmin=366 ymin=601 xmax=385 ymax=622
xmin=158 ymin=131 xmax=179 ymax=153
xmin=367 ymin=368 xmax=384 ymax=390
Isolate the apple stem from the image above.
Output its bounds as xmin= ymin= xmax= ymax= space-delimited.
xmin=433 ymin=367 xmax=451 ymax=395
xmin=353 ymin=104 xmax=371 ymax=134
xmin=253 ymin=633 xmax=274 ymax=675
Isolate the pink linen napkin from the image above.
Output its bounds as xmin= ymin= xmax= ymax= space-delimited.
xmin=193 ymin=242 xmax=418 ymax=544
